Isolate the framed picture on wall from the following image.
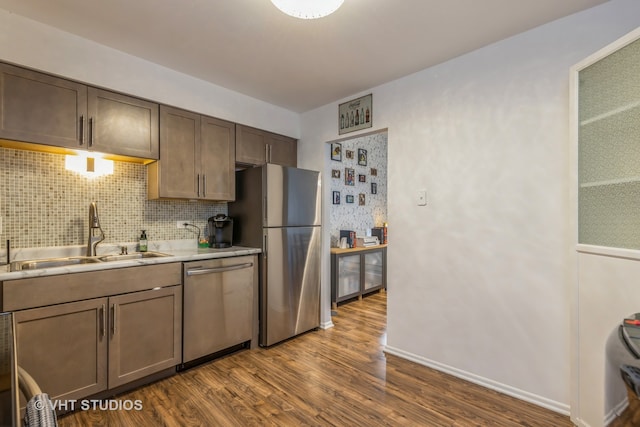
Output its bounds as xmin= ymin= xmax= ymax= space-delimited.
xmin=339 ymin=93 xmax=372 ymax=135
xmin=346 ymin=195 xmax=354 ymax=203
xmin=345 ymin=168 xmax=355 ymax=186
xmin=359 ymin=193 xmax=366 ymax=205
xmin=331 ymin=169 xmax=341 ymax=178
xmin=332 ymin=191 xmax=341 ymax=204
xmin=346 ymin=150 xmax=354 ymax=160
xmin=371 ymin=168 xmax=378 ymax=176
xmin=358 ymin=174 xmax=366 ymax=183
xmin=331 ymin=143 xmax=342 ymax=161
xmin=358 ymin=149 xmax=367 ymax=166
xmin=371 ymin=182 xmax=377 ymax=194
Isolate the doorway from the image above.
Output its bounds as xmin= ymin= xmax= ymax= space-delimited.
xmin=324 ymin=129 xmax=388 ymax=317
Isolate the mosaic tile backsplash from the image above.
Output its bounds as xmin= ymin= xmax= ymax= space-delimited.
xmin=329 ymin=131 xmax=387 ymax=246
xmin=0 ymin=147 xmax=226 ymax=249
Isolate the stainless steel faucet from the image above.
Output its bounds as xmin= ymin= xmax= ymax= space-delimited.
xmin=87 ymin=201 xmax=105 ymax=256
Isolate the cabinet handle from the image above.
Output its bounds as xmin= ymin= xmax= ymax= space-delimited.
xmin=265 ymin=144 xmax=269 ymax=164
xmin=268 ymin=144 xmax=272 ymax=163
xmin=79 ymin=115 xmax=85 ymax=146
xmin=89 ymin=117 xmax=94 ymax=147
xmin=196 ymin=174 xmax=200 ymax=197
xmin=100 ymin=304 xmax=106 ymax=337
xmin=111 ymin=304 xmax=116 ymax=335
xmin=203 ymin=175 xmax=206 ymax=198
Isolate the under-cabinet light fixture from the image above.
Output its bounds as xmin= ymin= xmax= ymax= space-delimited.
xmin=65 ymin=152 xmax=114 ymax=178
xmin=270 ymin=0 xmax=344 ymax=19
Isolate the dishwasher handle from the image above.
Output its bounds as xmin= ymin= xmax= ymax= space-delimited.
xmin=186 ymin=262 xmax=253 ymax=276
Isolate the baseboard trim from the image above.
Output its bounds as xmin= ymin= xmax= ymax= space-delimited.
xmin=384 ymin=345 xmax=570 ymax=416
xmin=320 ymin=319 xmax=334 ymax=330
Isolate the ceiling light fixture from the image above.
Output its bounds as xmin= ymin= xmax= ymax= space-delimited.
xmin=270 ymin=0 xmax=344 ymax=19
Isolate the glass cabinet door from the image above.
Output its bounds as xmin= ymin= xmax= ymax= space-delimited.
xmin=337 ymin=254 xmax=360 ymax=298
xmin=578 ymin=37 xmax=640 ymax=249
xmin=363 ymin=251 xmax=383 ymax=291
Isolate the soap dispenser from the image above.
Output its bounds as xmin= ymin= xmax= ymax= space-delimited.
xmin=139 ymin=230 xmax=148 ymax=252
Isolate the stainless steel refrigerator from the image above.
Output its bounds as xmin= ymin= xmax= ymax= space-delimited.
xmin=229 ymin=164 xmax=321 ymax=346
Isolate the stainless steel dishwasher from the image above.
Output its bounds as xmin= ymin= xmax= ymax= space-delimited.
xmin=182 ymin=255 xmax=256 ymax=365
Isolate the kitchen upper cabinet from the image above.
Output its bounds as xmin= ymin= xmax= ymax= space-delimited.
xmin=0 ymin=62 xmax=159 ymax=161
xmin=147 ymin=105 xmax=235 ymax=201
xmin=87 ymin=87 xmax=159 ymax=159
xmin=236 ymin=124 xmax=297 ymax=167
xmin=0 ymin=62 xmax=87 ymax=148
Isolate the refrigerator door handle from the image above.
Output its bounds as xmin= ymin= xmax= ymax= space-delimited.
xmin=263 ymin=234 xmax=268 ymax=260
xmin=263 ymin=196 xmax=268 ymax=224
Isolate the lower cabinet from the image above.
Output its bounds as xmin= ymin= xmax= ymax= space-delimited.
xmin=108 ymin=286 xmax=182 ymax=388
xmin=14 ymin=298 xmax=108 ymax=403
xmin=331 ymin=245 xmax=387 ymax=307
xmin=14 ymin=285 xmax=182 ymax=403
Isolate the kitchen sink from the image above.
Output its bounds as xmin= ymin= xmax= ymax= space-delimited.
xmin=9 ymin=251 xmax=171 ymax=271
xmin=10 ymin=256 xmax=103 ymax=271
xmin=98 ymin=251 xmax=171 ymax=262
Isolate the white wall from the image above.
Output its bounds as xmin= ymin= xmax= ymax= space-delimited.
xmin=0 ymin=9 xmax=299 ymax=138
xmin=299 ymin=0 xmax=640 ymax=420
xmin=5 ymin=0 xmax=640 ymax=422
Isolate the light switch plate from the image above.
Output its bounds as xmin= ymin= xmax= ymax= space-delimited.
xmin=417 ymin=190 xmax=427 ymax=206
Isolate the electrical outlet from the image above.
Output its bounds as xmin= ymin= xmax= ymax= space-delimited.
xmin=177 ymin=221 xmax=188 ymax=229
xmin=417 ymin=190 xmax=427 ymax=206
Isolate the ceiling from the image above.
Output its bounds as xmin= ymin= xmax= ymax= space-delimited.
xmin=0 ymin=0 xmax=609 ymax=113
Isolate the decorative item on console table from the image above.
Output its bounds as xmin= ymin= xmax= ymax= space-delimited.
xmin=339 ymin=230 xmax=356 ymax=248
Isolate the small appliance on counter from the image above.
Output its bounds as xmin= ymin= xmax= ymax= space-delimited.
xmin=208 ymin=214 xmax=233 ymax=248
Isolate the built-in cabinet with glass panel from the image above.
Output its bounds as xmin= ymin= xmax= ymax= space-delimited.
xmin=330 ymin=245 xmax=386 ymax=308
xmin=571 ymin=27 xmax=640 ymax=427
xmin=578 ymin=36 xmax=640 ymax=249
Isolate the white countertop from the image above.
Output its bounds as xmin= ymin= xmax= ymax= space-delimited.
xmin=0 ymin=239 xmax=261 ymax=281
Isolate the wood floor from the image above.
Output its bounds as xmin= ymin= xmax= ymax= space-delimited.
xmin=59 ymin=291 xmax=572 ymax=426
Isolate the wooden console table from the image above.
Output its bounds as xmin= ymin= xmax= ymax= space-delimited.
xmin=330 ymin=244 xmax=387 ymax=308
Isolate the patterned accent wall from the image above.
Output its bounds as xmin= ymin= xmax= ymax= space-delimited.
xmin=0 ymin=147 xmax=226 ymax=249
xmin=329 ymin=131 xmax=387 ymax=246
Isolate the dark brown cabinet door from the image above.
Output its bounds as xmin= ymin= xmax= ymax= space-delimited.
xmin=0 ymin=63 xmax=87 ymax=148
xmin=0 ymin=63 xmax=159 ymax=160
xmin=236 ymin=124 xmax=267 ymax=165
xmin=108 ymin=286 xmax=182 ymax=388
xmin=149 ymin=106 xmax=235 ymax=201
xmin=268 ymin=134 xmax=297 ymax=167
xmin=200 ymin=115 xmax=236 ymax=201
xmin=149 ymin=105 xmax=200 ymax=199
xmin=14 ymin=298 xmax=108 ymax=404
xmin=88 ymin=88 xmax=159 ymax=159
xmin=236 ymin=124 xmax=297 ymax=167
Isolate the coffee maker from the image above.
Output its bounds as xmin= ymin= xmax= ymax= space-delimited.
xmin=208 ymin=214 xmax=233 ymax=248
